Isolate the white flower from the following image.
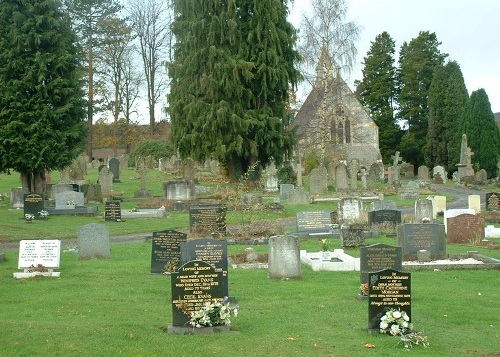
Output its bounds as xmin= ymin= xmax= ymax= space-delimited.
xmin=380 ymin=321 xmax=389 ymax=329
xmin=392 ymin=311 xmax=402 ymax=319
xmin=403 ymin=313 xmax=410 ymax=321
xmin=381 ymin=315 xmax=388 ymax=321
xmin=403 ymin=321 xmax=409 ymax=328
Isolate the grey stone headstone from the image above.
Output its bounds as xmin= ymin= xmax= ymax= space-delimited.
xmin=55 ymin=191 xmax=84 ymax=209
xmin=280 ymin=184 xmax=295 ymax=201
xmin=310 ymin=166 xmax=328 ymax=195
xmin=371 ymin=200 xmax=397 ymax=211
xmin=108 ymin=158 xmax=120 ymax=183
xmin=77 ymin=223 xmax=110 ymax=259
xmin=397 ymin=223 xmax=446 ymax=261
xmin=432 ymin=166 xmax=446 ymax=183
xmin=268 ymin=235 xmax=301 ymax=279
xmin=296 ymin=211 xmax=332 ymax=235
xmin=264 ymin=162 xmax=279 ymax=192
xmin=335 ymin=163 xmax=349 ymax=192
xmin=51 ymin=184 xmax=74 ymax=200
xmin=339 ymin=197 xmax=362 ymax=223
xmin=417 ymin=165 xmax=429 ymax=180
xmin=11 ymin=187 xmax=25 ymax=209
xmin=399 ymin=181 xmax=420 ymax=200
xmin=287 ymin=188 xmax=310 ymax=204
xmin=415 ymin=199 xmax=433 ymax=223
xmin=98 ymin=167 xmax=114 ymax=194
xmin=163 ymin=180 xmax=196 ymax=200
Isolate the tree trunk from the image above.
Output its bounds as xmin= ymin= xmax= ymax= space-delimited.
xmin=20 ymin=170 xmax=46 ymax=195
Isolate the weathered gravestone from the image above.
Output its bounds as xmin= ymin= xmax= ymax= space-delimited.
xmin=280 ymin=184 xmax=295 ymax=202
xmin=399 ymin=181 xmax=419 ymax=200
xmin=98 ymin=167 xmax=114 ymax=195
xmin=180 ymin=239 xmax=228 ymax=297
xmin=368 ymin=210 xmax=402 ymax=227
xmin=104 ymin=201 xmax=122 ymax=222
xmin=447 ymin=214 xmax=485 ymax=244
xmin=264 ymin=162 xmax=279 ymax=192
xmin=335 ymin=163 xmax=349 ymax=192
xmin=268 ymin=235 xmax=301 ymax=279
xmin=368 ymin=269 xmax=411 ymax=333
xmin=417 ymin=165 xmax=429 ymax=181
xmin=55 ymin=191 xmax=84 ymax=209
xmin=163 ymin=180 xmax=196 ymax=200
xmin=360 ymin=244 xmax=402 ymax=285
xmin=151 ymin=230 xmax=187 ymax=274
xmin=24 ymin=193 xmax=44 ymax=220
xmin=287 ymin=188 xmax=310 ymax=204
xmin=486 ymin=192 xmax=500 ymax=211
xmin=475 ymin=169 xmax=488 ymax=183
xmin=50 ymin=183 xmax=74 ymax=200
xmin=11 ymin=187 xmax=24 ymax=209
xmin=340 ymin=224 xmax=365 ymax=247
xmin=170 ymin=260 xmax=224 ymax=327
xmin=296 ymin=211 xmax=333 ymax=237
xmin=14 ymin=240 xmax=61 ymax=278
xmin=189 ymin=203 xmax=226 ymax=236
xmin=77 ymin=223 xmax=110 ymax=259
xmin=433 ymin=166 xmax=446 ymax=184
xmin=415 ymin=199 xmax=434 ymax=223
xmin=108 ymin=157 xmax=121 ymax=183
xmin=371 ymin=201 xmax=397 ymax=211
xmin=309 ymin=166 xmax=328 ymax=195
xmin=339 ymin=197 xmax=362 ymax=223
xmin=434 ymin=195 xmax=447 ymax=214
xmin=397 ymin=223 xmax=446 ymax=261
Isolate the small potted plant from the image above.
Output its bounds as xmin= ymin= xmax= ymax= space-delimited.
xmin=38 ymin=210 xmax=49 ymax=220
xmin=320 ymin=239 xmax=330 ymax=260
xmin=25 ymin=213 xmax=35 ymax=223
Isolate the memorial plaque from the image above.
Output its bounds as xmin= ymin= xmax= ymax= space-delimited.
xmin=104 ymin=201 xmax=122 ymax=222
xmin=397 ymin=223 xmax=446 ymax=261
xmin=447 ymin=214 xmax=484 ymax=244
xmin=486 ymin=192 xmax=500 ymax=211
xmin=151 ymin=230 xmax=187 ymax=273
xmin=368 ymin=269 xmax=411 ymax=332
xmin=360 ymin=244 xmax=402 ymax=284
xmin=181 ymin=239 xmax=228 ymax=297
xmin=171 ymin=260 xmax=224 ymax=326
xmin=296 ymin=211 xmax=332 ymax=235
xmin=189 ymin=204 xmax=226 ymax=235
xmin=368 ymin=210 xmax=402 ymax=226
xmin=23 ymin=193 xmax=44 ymax=219
xmin=18 ymin=240 xmax=61 ymax=269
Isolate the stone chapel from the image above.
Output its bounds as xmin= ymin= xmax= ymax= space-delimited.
xmin=292 ymin=47 xmax=382 ymax=171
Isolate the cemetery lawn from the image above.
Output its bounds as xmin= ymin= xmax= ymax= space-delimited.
xmin=1 ymin=241 xmax=499 ymax=357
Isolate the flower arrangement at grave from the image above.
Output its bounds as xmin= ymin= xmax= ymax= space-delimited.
xmin=187 ymin=297 xmax=239 ymax=328
xmin=25 ymin=213 xmax=35 ymax=222
xmin=27 ymin=264 xmax=46 ymax=273
xmin=67 ymin=200 xmax=76 ymax=206
xmin=38 ymin=210 xmax=49 ymax=219
xmin=359 ymin=283 xmax=369 ymax=296
xmin=379 ymin=308 xmax=429 ymax=349
xmin=163 ymin=259 xmax=180 ymax=274
xmin=320 ymin=239 xmax=329 ymax=251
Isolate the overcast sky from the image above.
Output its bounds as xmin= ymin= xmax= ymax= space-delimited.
xmin=289 ymin=0 xmax=500 ymax=113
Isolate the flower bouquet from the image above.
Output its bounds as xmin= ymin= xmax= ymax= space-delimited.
xmin=359 ymin=283 xmax=369 ymax=296
xmin=188 ymin=297 xmax=239 ymax=328
xmin=379 ymin=308 xmax=429 ymax=348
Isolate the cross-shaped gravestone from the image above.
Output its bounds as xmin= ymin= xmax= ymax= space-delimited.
xmin=391 ymin=151 xmax=402 ymax=183
xmin=295 ymin=162 xmax=305 ymax=188
xmin=465 ymin=147 xmax=474 ymax=166
xmin=385 ymin=166 xmax=393 ymax=186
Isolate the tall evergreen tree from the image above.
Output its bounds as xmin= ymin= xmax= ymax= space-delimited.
xmin=459 ymin=89 xmax=500 ymax=178
xmin=396 ymin=31 xmax=447 ymax=168
xmin=169 ymin=0 xmax=301 ymax=181
xmin=425 ymin=61 xmax=468 ymax=174
xmin=355 ymin=31 xmax=401 ymax=164
xmin=0 ymin=0 xmax=87 ymax=193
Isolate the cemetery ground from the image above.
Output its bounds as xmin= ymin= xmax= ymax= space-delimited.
xmin=0 ymin=170 xmax=499 ymax=356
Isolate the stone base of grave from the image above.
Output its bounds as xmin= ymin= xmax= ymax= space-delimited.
xmin=357 ymin=294 xmax=368 ymax=301
xmin=167 ymin=324 xmax=232 ymax=335
xmin=13 ymin=271 xmax=61 ymax=279
xmin=46 ymin=206 xmax=98 ymax=215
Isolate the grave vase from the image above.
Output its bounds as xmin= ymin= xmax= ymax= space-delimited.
xmin=321 ymin=251 xmax=331 ymax=261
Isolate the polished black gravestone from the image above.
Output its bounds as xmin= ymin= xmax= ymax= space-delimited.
xmin=181 ymin=239 xmax=228 ymax=297
xmin=360 ymin=244 xmax=402 ymax=284
xmin=151 ymin=230 xmax=187 ymax=274
xmin=24 ymin=193 xmax=44 ymax=220
xmin=368 ymin=269 xmax=411 ymax=333
xmin=170 ymin=260 xmax=224 ymax=326
xmin=397 ymin=223 xmax=446 ymax=261
xmin=104 ymin=201 xmax=121 ymax=222
xmin=189 ymin=203 xmax=226 ymax=236
xmin=368 ymin=209 xmax=402 ymax=226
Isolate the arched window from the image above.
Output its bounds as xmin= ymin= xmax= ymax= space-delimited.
xmin=330 ymin=120 xmax=337 ymax=143
xmin=345 ymin=119 xmax=351 ymax=143
xmin=333 ymin=105 xmax=351 ymax=144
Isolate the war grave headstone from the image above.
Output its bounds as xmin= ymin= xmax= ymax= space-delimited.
xmin=444 ymin=208 xmax=475 ymax=233
xmin=486 ymin=192 xmax=500 ymax=211
xmin=368 ymin=209 xmax=402 ymax=227
xmin=151 ymin=230 xmax=187 ymax=274
xmin=280 ymin=184 xmax=295 ymax=202
xmin=309 ymin=165 xmax=328 ymax=195
xmin=169 ymin=260 xmax=225 ymax=330
xmin=397 ymin=223 xmax=446 ymax=261
xmin=360 ymin=244 xmax=402 ymax=285
xmin=108 ymin=157 xmax=121 ymax=183
xmin=447 ymin=214 xmax=484 ymax=244
xmin=468 ymin=195 xmax=481 ymax=214
xmin=180 ymin=239 xmax=228 ymax=297
xmin=368 ymin=269 xmax=411 ymax=333
xmin=77 ymin=223 xmax=110 ymax=259
xmin=296 ymin=211 xmax=334 ymax=237
xmin=23 ymin=193 xmax=44 ymax=220
xmin=163 ymin=180 xmax=196 ymax=200
xmin=415 ymin=199 xmax=434 ymax=223
xmin=104 ymin=201 xmax=122 ymax=222
xmin=189 ymin=203 xmax=226 ymax=236
xmin=417 ymin=165 xmax=429 ymax=181
xmin=14 ymin=240 xmax=61 ymax=278
xmin=335 ymin=162 xmax=349 ymax=192
xmin=268 ymin=235 xmax=301 ymax=279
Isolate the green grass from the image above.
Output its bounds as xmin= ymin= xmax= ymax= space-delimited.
xmin=1 ymin=243 xmax=499 ymax=357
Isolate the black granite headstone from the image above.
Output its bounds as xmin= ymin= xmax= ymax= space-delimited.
xmin=171 ymin=260 xmax=224 ymax=326
xmin=368 ymin=210 xmax=402 ymax=226
xmin=397 ymin=223 xmax=446 ymax=261
xmin=368 ymin=269 xmax=411 ymax=332
xmin=360 ymin=244 xmax=402 ymax=284
xmin=104 ymin=201 xmax=122 ymax=222
xmin=151 ymin=230 xmax=187 ymax=273
xmin=23 ymin=193 xmax=44 ymax=220
xmin=181 ymin=239 xmax=228 ymax=297
xmin=485 ymin=192 xmax=500 ymax=211
xmin=189 ymin=204 xmax=226 ymax=235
